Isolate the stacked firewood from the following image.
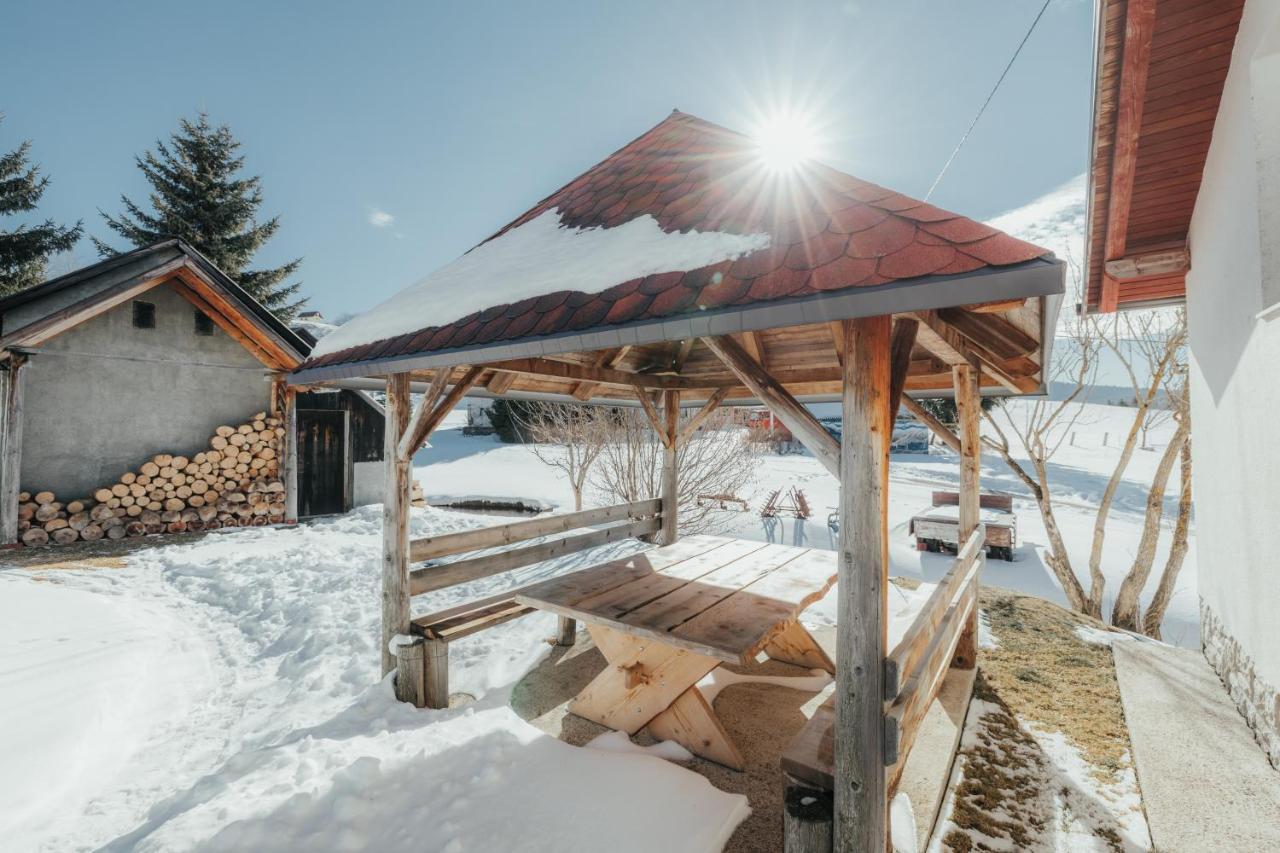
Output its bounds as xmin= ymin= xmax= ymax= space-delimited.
xmin=18 ymin=412 xmax=286 ymax=547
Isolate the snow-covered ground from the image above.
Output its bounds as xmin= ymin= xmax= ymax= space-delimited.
xmin=0 ymin=396 xmax=1189 ymax=852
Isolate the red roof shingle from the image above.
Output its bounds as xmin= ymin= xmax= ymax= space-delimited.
xmin=303 ymin=111 xmax=1050 ymax=370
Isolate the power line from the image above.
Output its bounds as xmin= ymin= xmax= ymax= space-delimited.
xmin=924 ymin=0 xmax=1054 ymax=202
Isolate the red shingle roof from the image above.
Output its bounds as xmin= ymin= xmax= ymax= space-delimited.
xmin=304 ymin=111 xmax=1050 ymax=370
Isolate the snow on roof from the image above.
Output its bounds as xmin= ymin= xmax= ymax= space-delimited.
xmin=303 ymin=111 xmax=1051 ymax=372
xmin=312 ymin=209 xmax=768 ymax=358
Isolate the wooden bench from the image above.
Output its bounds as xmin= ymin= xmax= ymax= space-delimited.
xmin=910 ymin=490 xmax=1016 ymax=561
xmin=392 ymin=499 xmax=662 ymax=708
xmin=780 ymin=527 xmax=984 ymax=849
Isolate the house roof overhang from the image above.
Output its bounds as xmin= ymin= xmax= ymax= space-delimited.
xmin=1084 ymin=0 xmax=1246 ymax=314
xmin=0 ymin=240 xmax=310 ymax=371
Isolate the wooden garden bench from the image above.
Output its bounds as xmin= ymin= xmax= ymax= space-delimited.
xmin=392 ymin=499 xmax=662 ymax=708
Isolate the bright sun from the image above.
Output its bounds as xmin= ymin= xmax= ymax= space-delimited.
xmin=753 ymin=111 xmax=822 ymax=173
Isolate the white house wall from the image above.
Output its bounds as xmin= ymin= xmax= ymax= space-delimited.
xmin=20 ymin=283 xmax=274 ymax=499
xmin=1186 ymin=0 xmax=1280 ymax=766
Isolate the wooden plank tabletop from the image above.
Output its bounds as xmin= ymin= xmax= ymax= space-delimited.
xmin=515 ymin=535 xmax=837 ymax=664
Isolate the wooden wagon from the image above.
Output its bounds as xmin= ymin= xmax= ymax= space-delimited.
xmin=910 ymin=490 xmax=1017 ymax=561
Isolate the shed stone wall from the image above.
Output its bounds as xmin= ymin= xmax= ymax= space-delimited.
xmin=20 ymin=282 xmax=273 ymax=498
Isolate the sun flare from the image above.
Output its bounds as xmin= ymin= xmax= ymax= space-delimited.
xmin=753 ymin=111 xmax=822 ymax=173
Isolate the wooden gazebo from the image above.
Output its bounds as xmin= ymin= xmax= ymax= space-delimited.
xmin=290 ymin=111 xmax=1062 ymax=851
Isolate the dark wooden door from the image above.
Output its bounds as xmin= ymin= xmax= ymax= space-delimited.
xmin=297 ymin=409 xmax=351 ymax=518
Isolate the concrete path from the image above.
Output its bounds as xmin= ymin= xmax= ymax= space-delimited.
xmin=1113 ymin=641 xmax=1280 ymax=852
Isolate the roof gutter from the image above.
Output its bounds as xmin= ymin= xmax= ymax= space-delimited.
xmin=290 ymin=257 xmax=1065 ymax=386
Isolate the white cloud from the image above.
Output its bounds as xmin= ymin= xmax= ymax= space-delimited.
xmin=367 ymin=208 xmax=395 ymax=228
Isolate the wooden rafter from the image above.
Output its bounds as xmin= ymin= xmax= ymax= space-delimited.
xmin=484 ymin=356 xmax=724 ymax=391
xmin=486 ymin=370 xmax=517 ymax=395
xmin=701 ymin=335 xmax=840 ymax=477
xmin=1100 ymin=0 xmax=1157 ymax=313
xmin=571 ymin=346 xmax=630 ymax=400
xmin=1104 ymin=248 xmax=1189 ymax=280
xmin=912 ymin=311 xmax=1032 ymax=394
xmin=398 ymin=369 xmax=452 ymax=460
xmin=676 ymin=387 xmax=729 ymax=445
xmin=398 ymin=366 xmax=483 ymax=460
xmin=901 ymin=396 xmax=961 ymax=453
xmin=887 ymin=318 xmax=919 ymax=416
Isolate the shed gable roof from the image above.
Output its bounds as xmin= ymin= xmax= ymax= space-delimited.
xmin=300 ymin=111 xmax=1053 ymax=377
xmin=0 ymin=240 xmax=309 ymax=370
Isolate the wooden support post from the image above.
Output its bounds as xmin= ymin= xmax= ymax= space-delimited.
xmin=281 ymin=382 xmax=298 ymax=523
xmin=835 ymin=316 xmax=891 ymax=852
xmin=382 ymin=373 xmax=412 ymax=676
xmin=0 ymin=354 xmax=26 ymax=546
xmin=393 ymin=636 xmax=427 ymax=707
xmin=556 ymin=615 xmax=578 ymax=647
xmin=952 ymin=361 xmax=981 ymax=670
xmin=661 ymin=389 xmax=679 ymax=545
xmin=784 ymin=784 xmax=834 ymax=853
xmin=425 ymin=637 xmax=449 ymax=709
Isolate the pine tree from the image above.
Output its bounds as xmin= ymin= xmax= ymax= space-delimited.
xmin=0 ymin=116 xmax=83 ymax=296
xmin=94 ymin=113 xmax=304 ymax=319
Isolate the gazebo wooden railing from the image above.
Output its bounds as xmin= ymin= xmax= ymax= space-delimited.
xmin=392 ymin=497 xmax=664 ymax=708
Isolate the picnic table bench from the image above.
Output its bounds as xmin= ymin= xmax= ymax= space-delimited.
xmin=515 ymin=534 xmax=837 ymax=769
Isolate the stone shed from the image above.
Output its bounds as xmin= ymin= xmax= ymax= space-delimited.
xmin=0 ymin=240 xmax=384 ymax=544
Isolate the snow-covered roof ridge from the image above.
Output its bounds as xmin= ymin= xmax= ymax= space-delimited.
xmin=312 ymin=210 xmax=769 ymax=358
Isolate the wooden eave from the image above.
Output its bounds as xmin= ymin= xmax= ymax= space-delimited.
xmin=0 ymin=255 xmax=305 ymax=372
xmin=1085 ymin=0 xmax=1245 ymax=313
xmin=292 ymin=289 xmax=1059 ymax=407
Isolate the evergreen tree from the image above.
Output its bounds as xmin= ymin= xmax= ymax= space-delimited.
xmin=913 ymin=394 xmax=999 ymax=427
xmin=94 ymin=113 xmax=304 ymax=319
xmin=0 ymin=116 xmax=82 ymax=295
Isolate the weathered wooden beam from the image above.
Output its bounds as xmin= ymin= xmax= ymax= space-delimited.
xmin=635 ymin=390 xmax=671 ymax=448
xmin=410 ymin=517 xmax=660 ymax=595
xmin=900 ymin=396 xmax=962 ymax=454
xmin=406 ymin=365 xmax=483 ymax=454
xmin=382 ymin=373 xmax=412 ymax=676
xmin=398 ymin=368 xmax=451 ymax=461
xmin=570 ymin=346 xmax=630 ymax=400
xmin=676 ymin=387 xmax=729 ymax=445
xmin=936 ymin=307 xmax=1038 ymax=359
xmin=486 ymin=369 xmax=517 ymax=395
xmin=835 ymin=316 xmax=891 ymax=851
xmin=1104 ymin=247 xmax=1189 ymax=280
xmin=556 ymin=616 xmax=578 ymax=647
xmin=0 ymin=355 xmax=26 ymax=546
xmin=484 ymin=356 xmax=724 ymax=391
xmin=409 ymin=498 xmax=662 ymax=561
xmin=281 ymin=382 xmax=298 ymax=522
xmin=701 ymin=335 xmax=841 ymax=478
xmin=951 ymin=362 xmax=981 ymax=671
xmin=968 ymin=298 xmax=1027 ymax=314
xmin=672 ymin=338 xmax=696 ymax=373
xmin=887 ymin=318 xmax=919 ymax=417
xmin=171 ymin=277 xmax=284 ymax=368
xmin=913 ymin=311 xmax=1031 ymax=393
xmin=828 ymin=322 xmax=845 ymax=368
xmin=661 ymin=389 xmax=680 ymax=546
xmin=1100 ymin=0 xmax=1157 ymax=313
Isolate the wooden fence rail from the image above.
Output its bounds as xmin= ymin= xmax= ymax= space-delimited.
xmin=882 ymin=525 xmax=984 ymax=788
xmin=407 ymin=498 xmax=663 ymax=596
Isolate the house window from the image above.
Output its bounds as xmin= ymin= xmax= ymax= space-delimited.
xmin=132 ymin=301 xmax=156 ymax=329
xmin=194 ymin=310 xmax=215 ymax=336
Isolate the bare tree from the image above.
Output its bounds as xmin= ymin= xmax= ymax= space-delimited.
xmin=1110 ymin=403 xmax=1190 ymax=630
xmin=513 ymin=402 xmax=613 ymax=511
xmin=983 ymin=315 xmax=1099 ymax=614
xmin=1082 ymin=309 xmax=1186 ymax=617
xmin=592 ymin=408 xmax=758 ymax=535
xmin=1141 ymin=433 xmax=1193 ymax=639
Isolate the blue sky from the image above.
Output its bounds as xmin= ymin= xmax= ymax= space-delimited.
xmin=6 ymin=0 xmax=1093 ymax=321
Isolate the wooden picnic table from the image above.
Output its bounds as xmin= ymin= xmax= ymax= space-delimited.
xmin=514 ymin=534 xmax=837 ymax=769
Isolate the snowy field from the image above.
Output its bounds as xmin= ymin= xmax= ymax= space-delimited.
xmin=0 ymin=399 xmax=1189 ymax=852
